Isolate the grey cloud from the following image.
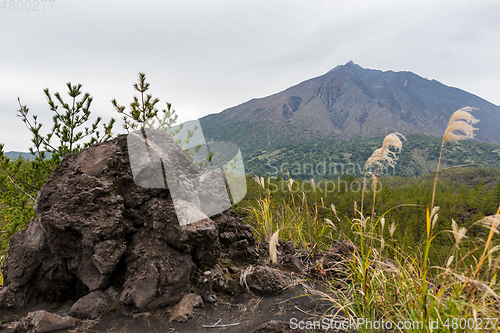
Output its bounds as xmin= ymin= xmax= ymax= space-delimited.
xmin=1 ymin=0 xmax=499 ymax=151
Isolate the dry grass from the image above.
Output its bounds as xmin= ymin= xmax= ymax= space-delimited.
xmin=269 ymin=229 xmax=280 ymax=264
xmin=431 ymin=107 xmax=479 ymax=209
xmin=360 ymin=132 xmax=405 ymax=220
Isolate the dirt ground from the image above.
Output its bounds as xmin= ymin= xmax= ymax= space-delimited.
xmin=83 ymin=280 xmax=340 ymax=333
xmin=1 ymin=277 xmax=347 ymax=333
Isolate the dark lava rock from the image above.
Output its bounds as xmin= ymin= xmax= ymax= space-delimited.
xmin=69 ymin=290 xmax=112 ymax=320
xmin=13 ymin=310 xmax=79 ymax=333
xmin=0 ymin=130 xmax=254 ymax=311
xmin=277 ymin=240 xmax=295 ymax=255
xmin=280 ymin=254 xmax=306 ymax=274
xmin=245 ymin=266 xmax=285 ymax=295
xmin=229 ymin=238 xmax=259 ymax=263
xmin=169 ymin=293 xmax=203 ymax=323
xmin=215 ymin=210 xmax=255 ymax=248
xmin=211 ymin=264 xmax=244 ymax=295
xmin=326 ymin=239 xmax=359 ymax=260
xmin=0 ymin=217 xmax=79 ymax=308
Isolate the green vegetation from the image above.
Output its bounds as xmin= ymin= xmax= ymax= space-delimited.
xmin=242 ymin=133 xmax=500 ymax=178
xmin=238 ymin=167 xmax=500 ymax=263
xmin=200 ymin=118 xmax=271 ymax=155
xmin=112 ymin=72 xmax=200 ymax=151
xmin=239 ymin=168 xmax=500 ymax=331
xmin=239 ymin=108 xmax=500 ymax=331
xmin=1 ymin=83 xmax=115 ymax=261
xmin=112 ymin=72 xmax=179 ymax=133
xmin=238 ymin=169 xmax=500 ymax=332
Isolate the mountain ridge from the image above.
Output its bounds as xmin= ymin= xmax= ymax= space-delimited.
xmin=200 ymin=62 xmax=500 ymax=154
xmin=4 ymin=151 xmax=52 ymax=161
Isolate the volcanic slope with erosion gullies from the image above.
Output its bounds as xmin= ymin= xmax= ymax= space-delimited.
xmin=200 ymin=61 xmax=500 ymax=159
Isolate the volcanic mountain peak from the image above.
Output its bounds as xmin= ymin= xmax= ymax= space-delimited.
xmin=328 ymin=60 xmax=362 ymax=72
xmin=200 ymin=63 xmax=500 ymax=151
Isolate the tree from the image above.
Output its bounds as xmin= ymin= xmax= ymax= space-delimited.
xmin=0 ymin=83 xmax=115 ymax=260
xmin=111 ymin=72 xmax=180 ymax=133
xmin=111 ymin=72 xmax=201 ymax=152
xmin=19 ymin=83 xmax=115 ymax=165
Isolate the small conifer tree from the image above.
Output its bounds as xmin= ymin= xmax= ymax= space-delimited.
xmin=0 ymin=83 xmax=115 ymax=262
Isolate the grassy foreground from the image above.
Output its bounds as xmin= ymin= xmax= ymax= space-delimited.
xmin=238 ymin=109 xmax=500 ymax=332
xmin=239 ymin=171 xmax=500 ymax=332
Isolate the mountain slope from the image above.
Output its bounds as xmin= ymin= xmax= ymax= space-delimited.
xmin=200 ymin=61 xmax=500 ymax=155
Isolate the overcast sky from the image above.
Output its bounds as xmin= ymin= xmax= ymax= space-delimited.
xmin=1 ymin=0 xmax=499 ymax=151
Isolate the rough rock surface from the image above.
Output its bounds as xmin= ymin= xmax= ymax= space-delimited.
xmin=13 ymin=310 xmax=78 ymax=333
xmin=245 ymin=266 xmax=285 ymax=295
xmin=169 ymin=293 xmax=203 ymax=322
xmin=69 ymin=290 xmax=112 ymax=319
xmin=0 ymin=218 xmax=78 ymax=308
xmin=327 ymin=239 xmax=359 ymax=259
xmin=211 ymin=264 xmax=244 ymax=295
xmin=0 ymin=131 xmax=254 ymax=311
xmin=280 ymin=254 xmax=306 ymax=274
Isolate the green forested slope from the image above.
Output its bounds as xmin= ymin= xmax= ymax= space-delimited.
xmin=241 ymin=133 xmax=500 ymax=178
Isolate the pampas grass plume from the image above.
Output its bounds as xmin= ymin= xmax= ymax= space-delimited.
xmin=446 ymin=255 xmax=454 ymax=269
xmin=431 ymin=107 xmax=479 ymax=209
xmin=269 ymin=229 xmax=280 ymax=264
xmin=365 ymin=132 xmax=405 ymax=171
xmin=451 ymin=219 xmax=467 ymax=245
xmin=364 ymin=132 xmax=405 ymax=220
xmin=443 ymin=108 xmax=479 ymax=142
xmin=389 ymin=222 xmax=396 ymax=238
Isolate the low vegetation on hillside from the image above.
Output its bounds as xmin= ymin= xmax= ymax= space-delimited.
xmin=243 ymin=133 xmax=500 ymax=178
xmin=237 ymin=166 xmax=500 ymax=264
xmin=241 ymin=169 xmax=500 ymax=331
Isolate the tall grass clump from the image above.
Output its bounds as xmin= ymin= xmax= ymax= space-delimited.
xmin=431 ymin=107 xmax=479 ymax=210
xmin=245 ymin=175 xmax=337 ymax=260
xmin=325 ymin=107 xmax=500 ymax=332
xmin=331 ymin=205 xmax=500 ymax=332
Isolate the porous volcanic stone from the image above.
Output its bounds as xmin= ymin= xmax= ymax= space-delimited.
xmin=0 ymin=130 xmax=254 ymax=311
xmin=169 ymin=293 xmax=203 ymax=323
xmin=13 ymin=310 xmax=79 ymax=333
xmin=245 ymin=266 xmax=285 ymax=295
xmin=69 ymin=290 xmax=111 ymax=319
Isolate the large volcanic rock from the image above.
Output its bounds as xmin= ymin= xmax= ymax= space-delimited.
xmin=0 ymin=131 xmax=254 ymax=310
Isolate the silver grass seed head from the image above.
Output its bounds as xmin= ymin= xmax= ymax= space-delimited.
xmin=443 ymin=107 xmax=479 ymax=143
